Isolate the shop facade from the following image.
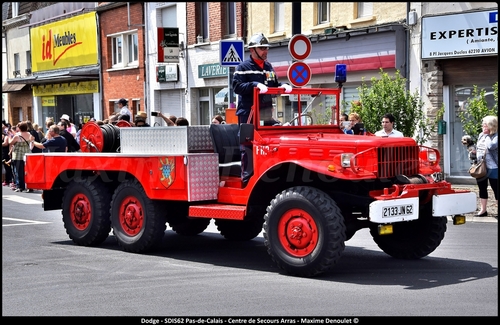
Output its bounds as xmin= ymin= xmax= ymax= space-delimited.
xmin=242 ymin=24 xmax=406 ymax=125
xmin=414 ymin=7 xmax=498 ymax=183
xmin=190 ymin=58 xmax=233 ymax=126
xmin=185 ymin=23 xmax=407 ymax=126
xmin=145 ymin=3 xmax=188 ymax=125
xmin=2 ymin=8 xmax=33 ymax=125
xmin=32 ymin=81 xmax=99 ymax=128
xmin=29 ymin=11 xmax=100 ymax=130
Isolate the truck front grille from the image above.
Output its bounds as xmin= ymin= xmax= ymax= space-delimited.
xmin=377 ymin=146 xmax=419 ymax=178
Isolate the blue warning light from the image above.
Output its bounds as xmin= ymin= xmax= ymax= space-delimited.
xmin=335 ymin=64 xmax=347 ymax=83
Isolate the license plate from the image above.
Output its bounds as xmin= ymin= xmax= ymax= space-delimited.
xmin=370 ymin=198 xmax=419 ymax=223
xmin=383 ymin=204 xmax=414 ymax=217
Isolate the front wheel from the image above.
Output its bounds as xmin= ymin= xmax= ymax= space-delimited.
xmin=110 ymin=179 xmax=166 ymax=253
xmin=369 ymin=203 xmax=447 ymax=259
xmin=264 ymin=186 xmax=346 ymax=277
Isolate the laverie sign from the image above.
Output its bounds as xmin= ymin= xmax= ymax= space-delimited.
xmin=198 ymin=63 xmax=229 ymax=79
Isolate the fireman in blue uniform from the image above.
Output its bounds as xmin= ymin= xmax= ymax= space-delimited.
xmin=232 ymin=33 xmax=292 ymax=184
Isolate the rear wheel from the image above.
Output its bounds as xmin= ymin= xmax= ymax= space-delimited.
xmin=110 ymin=179 xmax=166 ymax=253
xmin=369 ymin=203 xmax=447 ymax=259
xmin=167 ymin=203 xmax=211 ymax=236
xmin=170 ymin=218 xmax=210 ymax=236
xmin=62 ymin=178 xmax=111 ymax=246
xmin=215 ymin=216 xmax=264 ymax=241
xmin=264 ymin=186 xmax=346 ymax=277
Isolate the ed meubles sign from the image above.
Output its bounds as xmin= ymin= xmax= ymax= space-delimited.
xmin=422 ymin=10 xmax=497 ymax=59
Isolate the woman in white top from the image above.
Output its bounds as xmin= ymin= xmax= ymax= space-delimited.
xmin=474 ymin=115 xmax=498 ymax=217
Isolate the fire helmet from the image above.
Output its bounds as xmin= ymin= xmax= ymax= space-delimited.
xmin=247 ymin=33 xmax=270 ymax=49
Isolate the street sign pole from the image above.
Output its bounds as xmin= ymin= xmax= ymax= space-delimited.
xmin=287 ymin=34 xmax=312 ymax=87
xmin=288 ymin=34 xmax=312 ymax=61
xmin=287 ymin=61 xmax=312 ymax=87
xmin=228 ymin=67 xmax=235 ymax=107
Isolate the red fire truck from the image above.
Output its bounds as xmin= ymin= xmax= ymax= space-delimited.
xmin=25 ymin=87 xmax=476 ymax=277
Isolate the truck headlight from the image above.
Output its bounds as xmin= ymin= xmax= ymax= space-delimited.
xmin=341 ymin=153 xmax=354 ymax=167
xmin=419 ymin=146 xmax=440 ymax=166
xmin=428 ymin=151 xmax=437 ymax=162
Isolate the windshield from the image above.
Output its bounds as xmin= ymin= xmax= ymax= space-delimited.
xmin=251 ymin=87 xmax=342 ymax=129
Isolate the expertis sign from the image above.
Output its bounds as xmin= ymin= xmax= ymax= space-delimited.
xmin=30 ymin=12 xmax=98 ymax=72
xmin=422 ymin=10 xmax=498 ymax=59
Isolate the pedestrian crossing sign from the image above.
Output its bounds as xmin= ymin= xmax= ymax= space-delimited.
xmin=220 ymin=40 xmax=244 ymax=66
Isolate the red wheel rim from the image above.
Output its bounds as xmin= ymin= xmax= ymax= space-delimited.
xmin=70 ymin=193 xmax=92 ymax=231
xmin=277 ymin=208 xmax=319 ymax=257
xmin=118 ymin=196 xmax=144 ymax=236
xmin=116 ymin=120 xmax=132 ymax=127
xmin=80 ymin=121 xmax=104 ymax=152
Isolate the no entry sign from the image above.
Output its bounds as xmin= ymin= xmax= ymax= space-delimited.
xmin=287 ymin=61 xmax=311 ymax=87
xmin=288 ymin=34 xmax=312 ymax=61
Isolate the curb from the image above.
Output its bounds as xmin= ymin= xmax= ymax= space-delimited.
xmin=447 ymin=215 xmax=498 ymax=223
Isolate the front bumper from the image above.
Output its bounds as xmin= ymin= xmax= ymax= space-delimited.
xmin=368 ymin=182 xmax=477 ymax=223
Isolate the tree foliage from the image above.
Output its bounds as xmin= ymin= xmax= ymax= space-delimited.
xmin=350 ymin=69 xmax=432 ymax=144
xmin=458 ymin=82 xmax=498 ymax=143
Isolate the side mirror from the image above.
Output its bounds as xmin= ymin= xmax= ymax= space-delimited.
xmin=239 ymin=123 xmax=254 ymax=144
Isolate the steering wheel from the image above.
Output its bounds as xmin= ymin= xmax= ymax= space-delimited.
xmin=286 ymin=114 xmax=313 ymax=126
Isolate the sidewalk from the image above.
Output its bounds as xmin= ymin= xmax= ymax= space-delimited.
xmin=451 ymin=185 xmax=498 ymax=223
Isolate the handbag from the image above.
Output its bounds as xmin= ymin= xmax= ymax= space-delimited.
xmin=468 ymin=158 xmax=487 ymax=178
xmin=19 ymin=135 xmax=36 ymax=153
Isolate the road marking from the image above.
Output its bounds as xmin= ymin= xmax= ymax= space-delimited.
xmin=2 ymin=194 xmax=42 ymax=204
xmin=2 ymin=194 xmax=49 ymax=226
xmin=3 ymin=217 xmax=51 ymax=226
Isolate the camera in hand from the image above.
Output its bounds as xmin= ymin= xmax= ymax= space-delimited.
xmin=353 ymin=123 xmax=366 ymax=135
xmin=151 ymin=112 xmax=158 ymax=117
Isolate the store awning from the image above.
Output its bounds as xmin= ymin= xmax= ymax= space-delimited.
xmin=2 ymin=83 xmax=28 ymax=92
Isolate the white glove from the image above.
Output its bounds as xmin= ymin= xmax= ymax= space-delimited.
xmin=280 ymin=84 xmax=293 ymax=93
xmin=256 ymin=83 xmax=268 ymax=94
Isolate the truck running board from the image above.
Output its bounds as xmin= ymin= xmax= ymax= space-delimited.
xmin=189 ymin=204 xmax=246 ymax=220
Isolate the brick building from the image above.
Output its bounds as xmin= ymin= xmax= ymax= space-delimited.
xmin=97 ymin=2 xmax=146 ymax=119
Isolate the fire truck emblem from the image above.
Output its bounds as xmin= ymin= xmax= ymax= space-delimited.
xmin=158 ymin=157 xmax=175 ymax=188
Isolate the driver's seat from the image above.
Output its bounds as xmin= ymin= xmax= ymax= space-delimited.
xmin=209 ymin=124 xmax=241 ymax=177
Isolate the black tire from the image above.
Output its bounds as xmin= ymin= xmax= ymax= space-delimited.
xmin=215 ymin=216 xmax=264 ymax=241
xmin=170 ymin=218 xmax=210 ymax=236
xmin=166 ymin=202 xmax=210 ymax=236
xmin=369 ymin=203 xmax=447 ymax=259
xmin=62 ymin=177 xmax=111 ymax=246
xmin=110 ymin=179 xmax=166 ymax=253
xmin=264 ymin=186 xmax=346 ymax=277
